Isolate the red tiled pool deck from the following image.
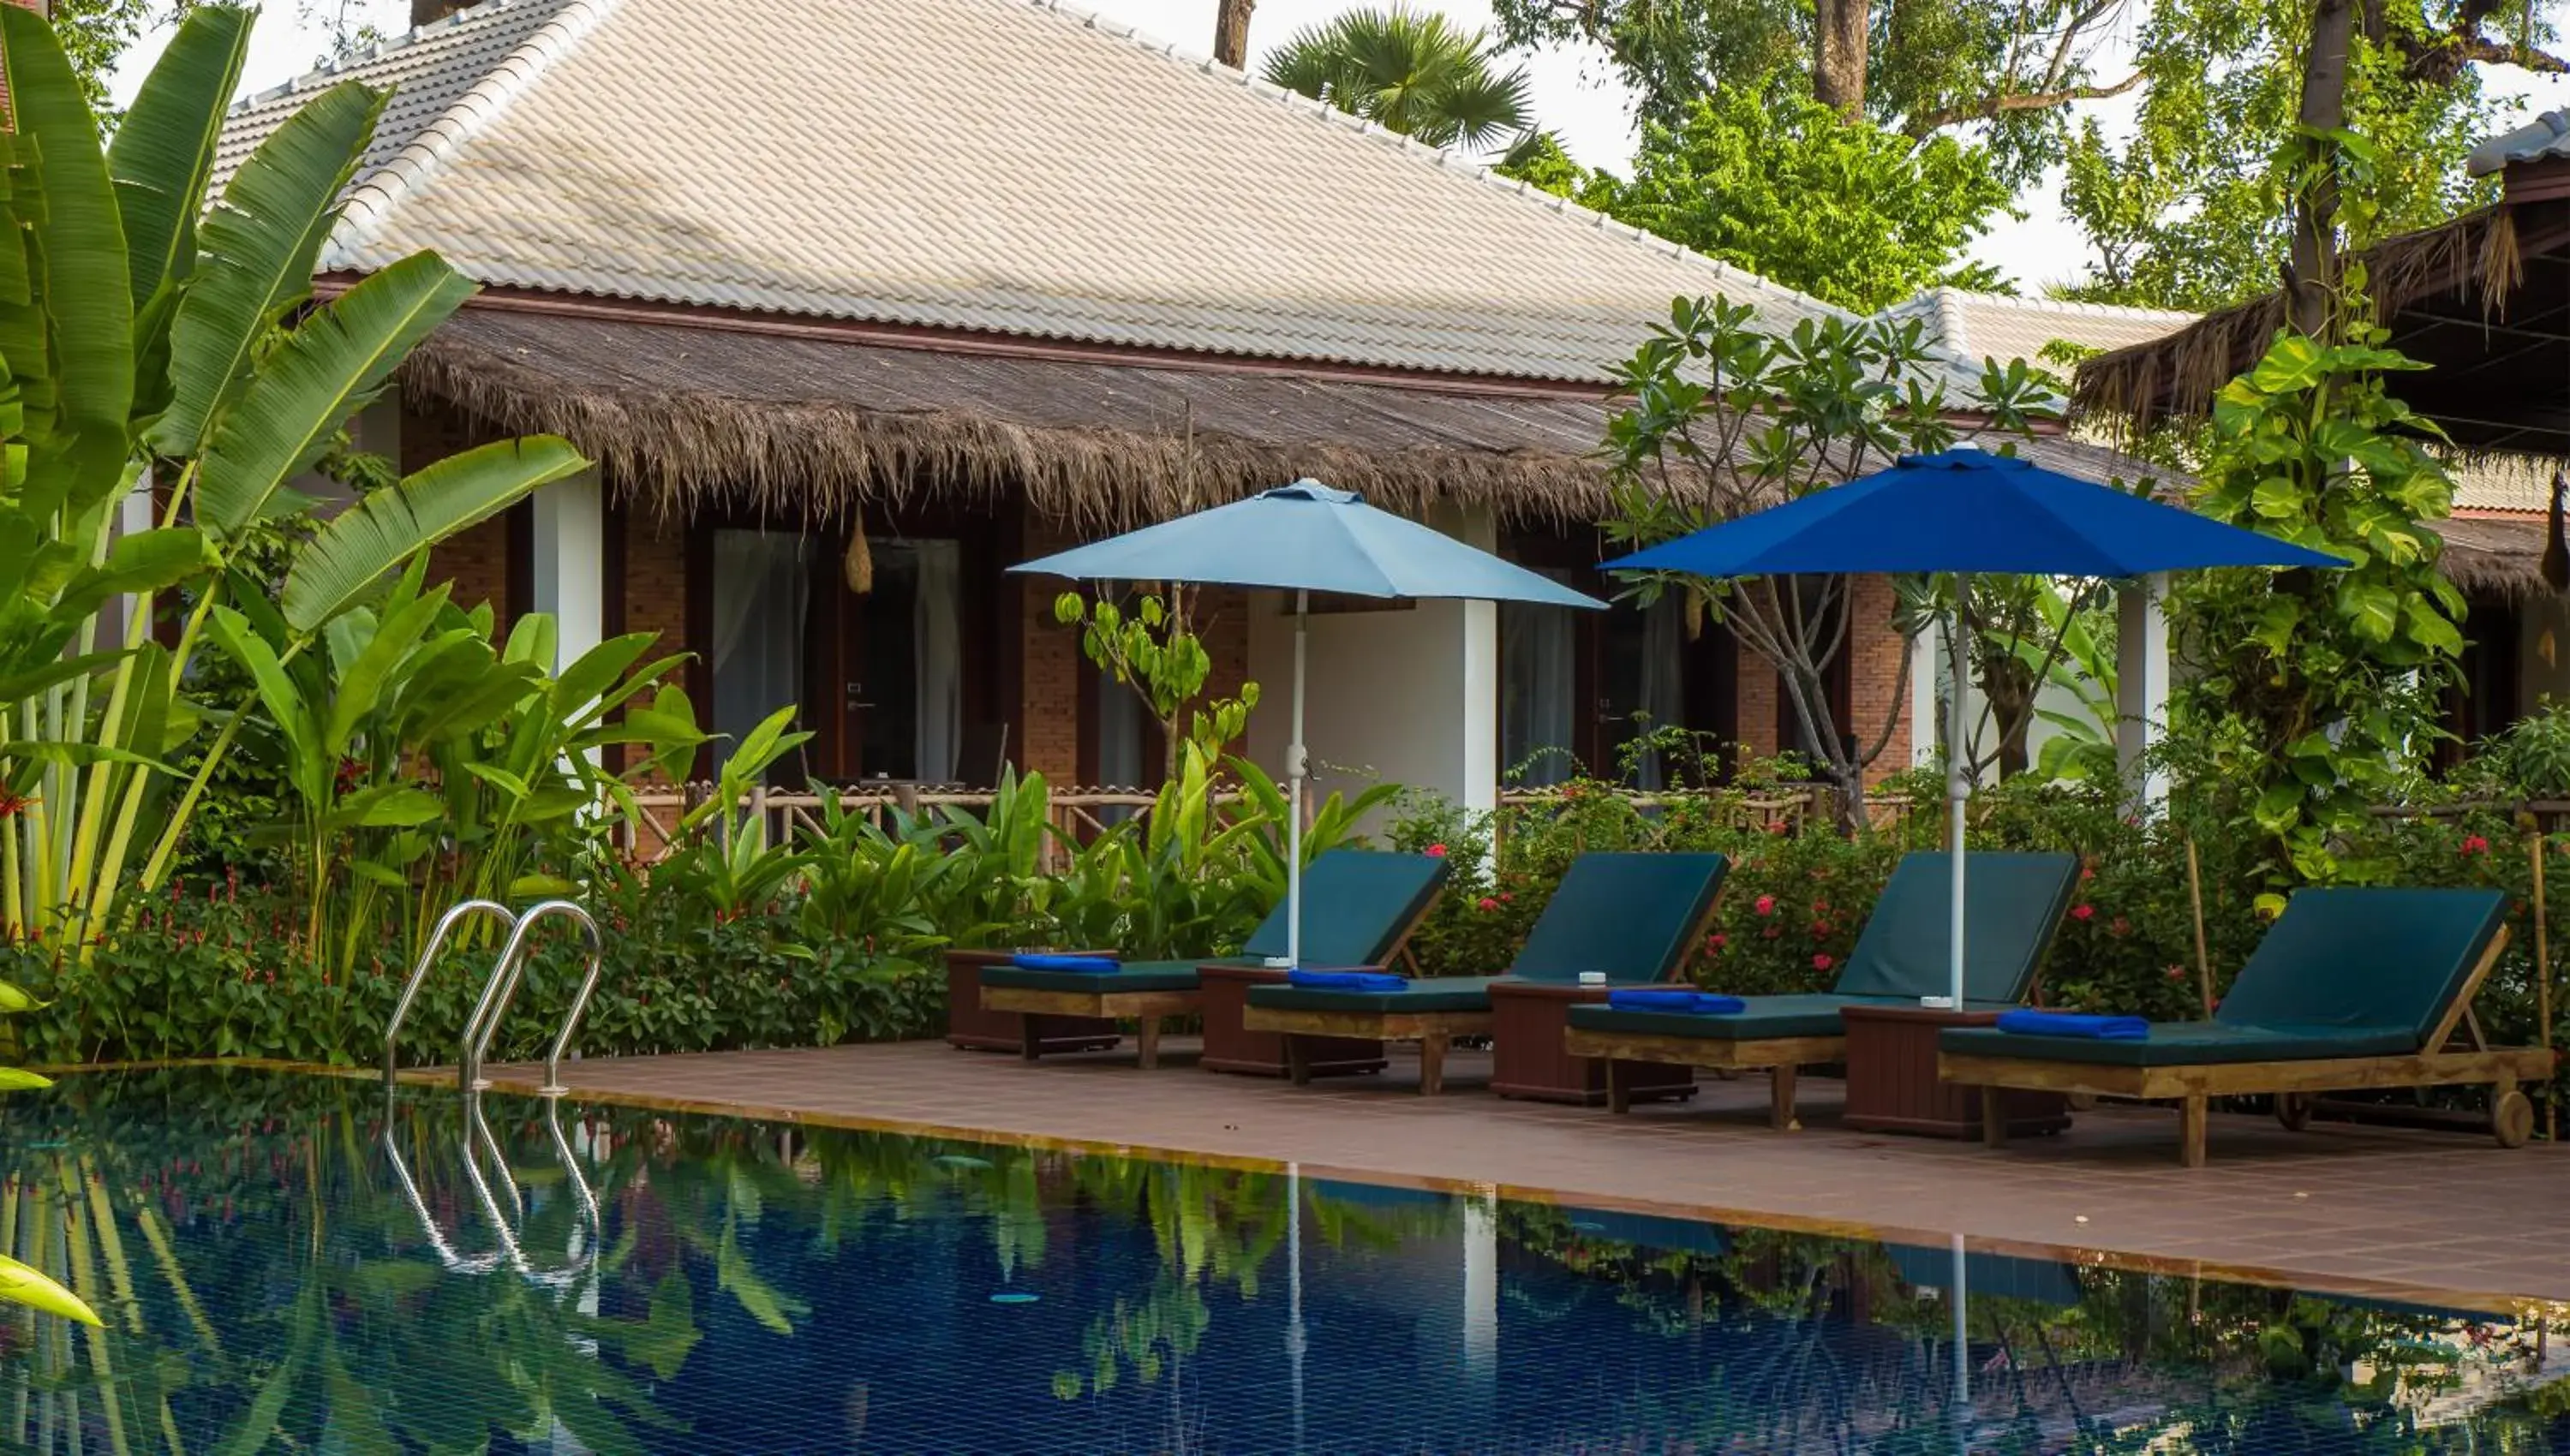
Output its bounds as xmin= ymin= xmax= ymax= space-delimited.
xmin=478 ymin=1038 xmax=2570 ymax=1312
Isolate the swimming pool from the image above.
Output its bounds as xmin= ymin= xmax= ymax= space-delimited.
xmin=3 ymin=1068 xmax=2561 ymax=1453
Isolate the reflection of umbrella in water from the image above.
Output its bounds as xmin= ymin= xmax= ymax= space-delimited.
xmin=1012 ymin=481 xmax=1602 ymax=969
xmin=1607 ymin=447 xmax=2344 ymax=1008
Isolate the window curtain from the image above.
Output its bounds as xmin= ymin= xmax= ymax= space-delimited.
xmin=911 ymin=540 xmax=964 ymax=783
xmin=710 ymin=530 xmax=811 ymax=779
xmin=1633 ymin=595 xmax=1685 ymax=789
xmin=1501 ymin=587 xmax=1578 ymax=787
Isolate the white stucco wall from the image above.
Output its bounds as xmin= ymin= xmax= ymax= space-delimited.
xmin=1243 ymin=504 xmax=1500 ymax=829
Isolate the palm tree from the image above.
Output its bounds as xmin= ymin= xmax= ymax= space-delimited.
xmin=1261 ymin=5 xmax=1539 ymax=158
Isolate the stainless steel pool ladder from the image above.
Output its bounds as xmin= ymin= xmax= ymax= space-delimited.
xmin=384 ymin=898 xmax=607 ymax=1097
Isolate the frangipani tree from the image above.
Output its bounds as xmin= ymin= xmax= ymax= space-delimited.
xmin=0 ymin=3 xmax=584 ymax=969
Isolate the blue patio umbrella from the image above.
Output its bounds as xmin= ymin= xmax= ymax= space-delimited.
xmin=1013 ymin=481 xmax=1604 ymax=969
xmin=1606 ymin=446 xmax=2345 ymax=1008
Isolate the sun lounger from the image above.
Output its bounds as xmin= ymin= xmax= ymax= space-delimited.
xmin=1938 ymin=886 xmax=2549 ymax=1167
xmin=977 ymin=849 xmax=1446 ymax=1068
xmin=1241 ymin=851 xmax=1729 ymax=1095
xmin=1561 ymin=851 xmax=2078 ymax=1128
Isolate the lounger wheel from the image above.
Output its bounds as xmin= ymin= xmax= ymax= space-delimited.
xmin=2493 ymin=1089 xmax=2534 ymax=1149
xmin=2274 ymin=1093 xmax=2313 ymax=1132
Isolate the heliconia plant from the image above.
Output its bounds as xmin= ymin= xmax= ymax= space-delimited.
xmin=0 ymin=3 xmax=587 ymax=964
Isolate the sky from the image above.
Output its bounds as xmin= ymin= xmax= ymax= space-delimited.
xmin=111 ymin=0 xmax=2570 ymax=296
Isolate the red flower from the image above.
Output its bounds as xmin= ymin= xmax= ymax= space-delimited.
xmin=1497 ymin=892 xmax=1513 ymax=903
xmin=1706 ymin=933 xmax=1727 ymax=951
xmin=2165 ymin=964 xmax=2186 ymax=982
xmin=1475 ymin=897 xmax=1500 ymax=913
xmin=1812 ymin=898 xmax=1829 ymax=914
xmin=1425 ymin=843 xmax=1448 ymax=858
xmin=0 ymin=787 xmax=27 ymax=820
xmin=2079 ymin=866 xmax=2096 ymax=882
xmin=1808 ymin=922 xmax=1831 ymax=939
xmin=2069 ymin=904 xmax=2095 ymax=922
xmin=1762 ymin=925 xmax=1782 ymax=940
xmin=2460 ymin=835 xmax=2490 ymax=856
xmin=1812 ymin=953 xmax=1834 ymax=971
xmin=1753 ymin=895 xmax=1776 ymax=916
xmin=1766 ymin=820 xmax=1790 ymax=836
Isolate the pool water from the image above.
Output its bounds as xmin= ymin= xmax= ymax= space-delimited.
xmin=1 ymin=1069 xmax=2561 ymax=1453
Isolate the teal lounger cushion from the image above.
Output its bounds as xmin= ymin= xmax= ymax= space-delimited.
xmin=1937 ymin=886 xmax=2507 ymax=1067
xmin=1566 ymin=993 xmax=1923 ymax=1042
xmin=1248 ymin=976 xmax=1504 ymax=1015
xmin=1505 ymin=852 xmax=1730 ymax=984
xmin=1240 ymin=850 xmax=1450 ymax=966
xmin=1939 ymin=1020 xmax=2418 ymax=1066
xmin=1829 ymin=851 xmax=2081 ymax=1003
xmin=981 ymin=958 xmax=1231 ymax=995
xmin=1247 ymin=851 xmax=1728 ymax=1017
xmin=985 ymin=850 xmax=1449 ymax=998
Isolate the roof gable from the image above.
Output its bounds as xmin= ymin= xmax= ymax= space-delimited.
xmin=218 ymin=0 xmax=1943 ymax=385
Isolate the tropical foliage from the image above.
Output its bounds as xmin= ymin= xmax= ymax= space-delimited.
xmin=1054 ymin=588 xmax=1260 ymax=780
xmin=1596 ymin=298 xmax=2055 ymax=817
xmin=1262 ymin=3 xmax=1539 ymax=158
xmin=2164 ymin=326 xmax=2465 ymax=892
xmin=1510 ymin=90 xmax=2014 ymax=310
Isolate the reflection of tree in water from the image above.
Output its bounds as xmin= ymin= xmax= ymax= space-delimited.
xmin=7 ymin=1071 xmax=2565 ymax=1454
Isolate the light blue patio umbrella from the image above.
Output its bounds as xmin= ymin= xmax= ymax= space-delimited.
xmin=1011 ymin=480 xmax=1604 ymax=969
xmin=1605 ymin=446 xmax=2346 ymax=1009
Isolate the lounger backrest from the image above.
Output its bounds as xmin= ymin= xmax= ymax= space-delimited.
xmin=1509 ymin=851 xmax=1730 ymax=984
xmin=1830 ymin=851 xmax=2079 ymax=1002
xmin=2214 ymin=887 xmax=2506 ymax=1047
xmin=1240 ymin=850 xmax=1449 ymax=966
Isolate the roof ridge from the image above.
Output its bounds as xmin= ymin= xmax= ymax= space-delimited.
xmin=1895 ymin=286 xmax=2201 ymax=325
xmin=1011 ymin=0 xmax=1868 ymax=334
xmin=330 ymin=0 xmax=619 ymax=266
xmin=241 ymin=0 xmax=558 ymax=106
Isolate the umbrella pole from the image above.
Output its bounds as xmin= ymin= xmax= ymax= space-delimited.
xmin=1288 ymin=590 xmax=1308 ymax=970
xmin=1944 ymin=577 xmax=1971 ymax=1009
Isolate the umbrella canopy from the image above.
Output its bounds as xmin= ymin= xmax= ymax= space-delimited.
xmin=1603 ymin=446 xmax=2344 ymax=1010
xmin=1012 ymin=480 xmax=1603 ymax=975
xmin=1609 ymin=448 xmax=2347 ymax=577
xmin=1013 ymin=480 xmax=1606 ymax=606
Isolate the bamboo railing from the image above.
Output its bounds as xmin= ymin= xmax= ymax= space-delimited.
xmin=610 ymin=781 xmax=1916 ymax=864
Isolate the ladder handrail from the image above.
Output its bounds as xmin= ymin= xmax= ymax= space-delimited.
xmin=540 ymin=914 xmax=614 ymax=1096
xmin=459 ymin=899 xmax=602 ymax=1093
xmin=385 ymin=898 xmax=517 ymax=1090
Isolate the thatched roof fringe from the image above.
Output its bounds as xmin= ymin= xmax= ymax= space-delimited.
xmin=400 ymin=330 xmax=1625 ymax=533
xmin=2071 ymin=206 xmax=2526 ymax=436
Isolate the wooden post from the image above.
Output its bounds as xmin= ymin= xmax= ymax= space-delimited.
xmin=2185 ymin=839 xmax=2214 ymax=1015
xmin=2535 ymin=832 xmax=2556 ymax=1143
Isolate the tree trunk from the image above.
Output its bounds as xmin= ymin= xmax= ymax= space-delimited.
xmin=2286 ymin=0 xmax=2355 ymax=338
xmin=1212 ymin=0 xmax=1255 ymax=69
xmin=1814 ymin=0 xmax=1869 ymax=119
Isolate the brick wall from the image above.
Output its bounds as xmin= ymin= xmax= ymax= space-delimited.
xmin=1197 ymin=587 xmax=1252 ymax=710
xmin=408 ymin=401 xmax=512 ymax=619
xmin=1846 ymin=576 xmax=1914 ymax=786
xmin=625 ymin=510 xmax=687 ymax=659
xmin=1016 ymin=516 xmax=1082 ymax=785
xmin=1734 ymin=653 xmax=1781 ymax=764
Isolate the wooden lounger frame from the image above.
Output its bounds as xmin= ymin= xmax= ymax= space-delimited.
xmin=982 ymin=919 xmax=1435 ymax=1071
xmin=1938 ymin=928 xmax=2551 ymax=1167
xmin=1560 ymin=1028 xmax=1844 ymax=1129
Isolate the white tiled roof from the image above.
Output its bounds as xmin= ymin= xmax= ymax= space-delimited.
xmin=2451 ymin=452 xmax=2567 ymax=514
xmin=2468 ymin=110 xmax=2570 ymax=175
xmin=215 ymin=0 xmax=1913 ymax=385
xmin=1879 ymin=289 xmax=2198 ymax=373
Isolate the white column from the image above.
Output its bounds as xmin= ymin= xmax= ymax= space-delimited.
xmin=1910 ymin=626 xmax=1939 ymax=767
xmin=1449 ymin=506 xmax=1501 ymax=820
xmin=1461 ymin=1190 xmax=1497 ymax=1427
xmin=530 ymin=468 xmax=606 ymax=675
xmin=2115 ymin=573 xmax=2171 ymax=807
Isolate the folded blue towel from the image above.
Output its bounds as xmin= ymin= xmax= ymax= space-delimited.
xmin=1606 ymin=989 xmax=1748 ymax=1015
xmin=1009 ymin=954 xmax=1121 ymax=974
xmin=1287 ymin=968 xmax=1408 ymax=992
xmin=1994 ymin=1009 xmax=2149 ymax=1041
